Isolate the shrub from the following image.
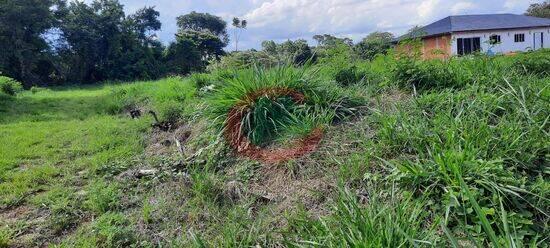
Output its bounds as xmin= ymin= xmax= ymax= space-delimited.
xmin=391 ymin=57 xmax=491 ymax=91
xmin=190 ymin=73 xmax=214 ymax=89
xmin=156 ymin=100 xmax=184 ymax=124
xmin=0 ymin=76 xmax=23 ymax=96
xmin=334 ymin=66 xmax=363 ymax=86
xmin=513 ymin=49 xmax=550 ymax=76
xmin=208 ymin=65 xmax=360 ymax=147
xmin=207 ymin=51 xmax=278 ymax=71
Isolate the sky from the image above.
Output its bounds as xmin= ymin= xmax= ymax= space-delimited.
xmin=99 ymin=0 xmax=537 ymax=49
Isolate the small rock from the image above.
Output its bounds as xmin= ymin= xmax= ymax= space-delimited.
xmin=137 ymin=169 xmax=158 ymax=178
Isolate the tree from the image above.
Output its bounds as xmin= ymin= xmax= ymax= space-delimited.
xmin=173 ymin=12 xmax=228 ymax=68
xmin=261 ymin=40 xmax=278 ymax=56
xmin=57 ymin=0 xmax=164 ymax=83
xmin=354 ymin=31 xmax=395 ymax=60
xmin=176 ymin=11 xmax=229 ymax=45
xmin=404 ymin=25 xmax=425 ymax=39
xmin=313 ymin=34 xmax=353 ymax=47
xmin=232 ymin=17 xmax=247 ymax=51
xmin=128 ymin=6 xmax=162 ymax=42
xmin=525 ymin=1 xmax=550 ymax=18
xmin=164 ymin=38 xmax=202 ymax=75
xmin=261 ymin=39 xmax=315 ymax=65
xmin=176 ymin=30 xmax=226 ymax=61
xmin=0 ymin=0 xmax=59 ymax=87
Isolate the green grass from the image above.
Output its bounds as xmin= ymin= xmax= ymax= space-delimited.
xmin=0 ymin=49 xmax=549 ymax=247
xmin=0 ymin=78 xmax=196 ymax=246
xmin=207 ymin=65 xmax=361 ymax=146
xmin=284 ymin=186 xmax=440 ymax=247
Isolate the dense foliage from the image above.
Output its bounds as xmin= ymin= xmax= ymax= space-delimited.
xmin=0 ymin=0 xmax=232 ymax=87
xmin=525 ymin=0 xmax=550 ymax=18
xmin=0 ymin=76 xmax=23 ymax=96
xmin=0 ymin=0 xmax=415 ymax=89
xmin=0 ymin=0 xmax=59 ymax=88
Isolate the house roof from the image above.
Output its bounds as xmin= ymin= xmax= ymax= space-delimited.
xmin=397 ymin=14 xmax=550 ymax=40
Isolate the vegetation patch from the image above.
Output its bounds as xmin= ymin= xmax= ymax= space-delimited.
xmin=0 ymin=76 xmax=23 ymax=96
xmin=209 ymin=65 xmax=360 ymax=163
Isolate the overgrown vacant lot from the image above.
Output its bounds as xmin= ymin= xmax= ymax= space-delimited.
xmin=1 ymin=50 xmax=549 ymax=247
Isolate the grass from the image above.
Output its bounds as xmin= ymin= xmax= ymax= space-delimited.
xmin=284 ymin=186 xmax=440 ymax=247
xmin=207 ymin=65 xmax=360 ymax=146
xmin=0 ymin=49 xmax=549 ymax=247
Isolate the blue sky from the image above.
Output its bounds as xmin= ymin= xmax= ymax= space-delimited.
xmin=99 ymin=0 xmax=536 ymax=49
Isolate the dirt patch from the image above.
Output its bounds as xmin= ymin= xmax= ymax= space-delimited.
xmin=249 ymin=165 xmax=335 ymax=221
xmin=0 ymin=205 xmax=50 ymax=248
xmin=146 ymin=124 xmax=192 ymax=157
xmin=134 ymin=176 xmax=192 ymax=244
xmin=371 ymin=89 xmax=412 ymax=113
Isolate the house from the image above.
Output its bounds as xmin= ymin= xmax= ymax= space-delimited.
xmin=397 ymin=14 xmax=550 ymax=59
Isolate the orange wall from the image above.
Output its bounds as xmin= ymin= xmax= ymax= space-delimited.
xmin=395 ymin=34 xmax=452 ymax=60
xmin=422 ymin=35 xmax=452 ymax=59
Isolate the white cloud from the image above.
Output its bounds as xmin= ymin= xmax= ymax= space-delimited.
xmin=78 ymin=0 xmax=535 ymax=49
xmin=451 ymin=1 xmax=476 ymax=14
xmin=417 ymin=0 xmax=441 ymax=19
xmin=504 ymin=0 xmax=529 ymax=11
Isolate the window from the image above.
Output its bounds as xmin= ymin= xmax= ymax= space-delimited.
xmin=489 ymin=35 xmax=501 ymax=44
xmin=514 ymin=33 xmax=525 ymax=42
xmin=457 ymin=37 xmax=481 ymax=56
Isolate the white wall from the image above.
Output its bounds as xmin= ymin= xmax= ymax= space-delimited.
xmin=450 ymin=27 xmax=550 ymax=55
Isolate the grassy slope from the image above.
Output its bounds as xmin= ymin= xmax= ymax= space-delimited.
xmin=0 ymin=52 xmax=549 ymax=247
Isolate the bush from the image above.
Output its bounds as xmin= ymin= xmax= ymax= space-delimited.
xmin=513 ymin=49 xmax=550 ymax=76
xmin=156 ymin=100 xmax=184 ymax=124
xmin=190 ymin=73 xmax=214 ymax=89
xmin=208 ymin=65 xmax=360 ymax=146
xmin=334 ymin=66 xmax=363 ymax=86
xmin=0 ymin=76 xmax=23 ymax=96
xmin=391 ymin=57 xmax=495 ymax=91
xmin=207 ymin=51 xmax=278 ymax=71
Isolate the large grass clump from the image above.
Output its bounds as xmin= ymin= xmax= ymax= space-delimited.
xmin=208 ymin=65 xmax=361 ymax=147
xmin=513 ymin=49 xmax=550 ymax=76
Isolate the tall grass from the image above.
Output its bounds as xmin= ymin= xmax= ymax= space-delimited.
xmin=284 ymin=186 xmax=440 ymax=247
xmin=208 ymin=64 xmax=362 ymax=146
xmin=376 ymin=53 xmax=549 ymax=245
xmin=105 ymin=76 xmax=196 ymax=122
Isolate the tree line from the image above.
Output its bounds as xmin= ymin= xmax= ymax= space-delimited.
xmin=0 ymin=0 xmax=231 ymax=88
xmin=1 ymin=0 xmax=548 ymax=88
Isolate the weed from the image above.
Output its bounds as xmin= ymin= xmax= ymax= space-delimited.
xmin=84 ymin=180 xmax=121 ymax=214
xmin=0 ymin=226 xmax=14 ymax=248
xmin=284 ymin=186 xmax=440 ymax=247
xmin=513 ymin=49 xmax=550 ymax=76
